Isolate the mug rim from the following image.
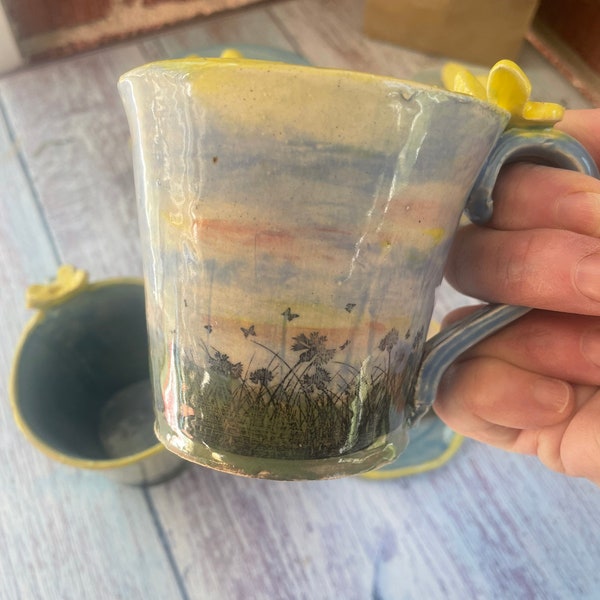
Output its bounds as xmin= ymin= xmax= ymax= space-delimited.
xmin=9 ymin=275 xmax=166 ymax=471
xmin=119 ymin=56 xmax=510 ymax=121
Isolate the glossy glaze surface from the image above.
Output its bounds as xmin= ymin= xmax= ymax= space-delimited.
xmin=120 ymin=59 xmax=508 ymax=478
xmin=2 ymin=2 xmax=599 ymax=597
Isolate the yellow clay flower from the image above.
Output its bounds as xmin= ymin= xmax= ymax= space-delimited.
xmin=219 ymin=48 xmax=245 ymax=59
xmin=26 ymin=265 xmax=89 ymax=310
xmin=442 ymin=59 xmax=565 ymax=128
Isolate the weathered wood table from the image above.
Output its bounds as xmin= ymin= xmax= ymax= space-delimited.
xmin=1 ymin=1 xmax=598 ymax=598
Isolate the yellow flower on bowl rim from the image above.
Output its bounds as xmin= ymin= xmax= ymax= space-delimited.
xmin=442 ymin=59 xmax=565 ymax=129
xmin=26 ymin=265 xmax=89 ymax=310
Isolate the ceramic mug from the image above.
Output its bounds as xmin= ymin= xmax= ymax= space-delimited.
xmin=119 ymin=58 xmax=598 ymax=480
xmin=10 ymin=266 xmax=185 ymax=485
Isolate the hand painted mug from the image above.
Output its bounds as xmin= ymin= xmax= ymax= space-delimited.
xmin=119 ymin=58 xmax=598 ymax=480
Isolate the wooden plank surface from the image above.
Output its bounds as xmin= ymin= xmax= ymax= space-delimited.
xmin=0 ymin=45 xmax=146 ymax=281
xmin=0 ymin=1 xmax=599 ymax=599
xmin=0 ymin=61 xmax=184 ymax=598
xmin=139 ymin=3 xmax=297 ymax=60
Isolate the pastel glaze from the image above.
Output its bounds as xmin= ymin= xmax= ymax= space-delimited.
xmin=119 ymin=58 xmax=597 ymax=480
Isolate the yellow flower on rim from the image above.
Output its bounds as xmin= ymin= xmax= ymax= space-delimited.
xmin=442 ymin=59 xmax=565 ymax=128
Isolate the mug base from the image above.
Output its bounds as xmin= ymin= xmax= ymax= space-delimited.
xmin=154 ymin=412 xmax=410 ymax=480
xmin=359 ymin=413 xmax=463 ymax=480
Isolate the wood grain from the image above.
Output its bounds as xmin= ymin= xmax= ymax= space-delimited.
xmin=0 ymin=67 xmax=183 ymax=598
xmin=139 ymin=3 xmax=296 ymax=60
xmin=0 ymin=1 xmax=599 ymax=599
xmin=0 ymin=45 xmax=146 ymax=281
xmin=269 ymin=0 xmax=444 ymax=77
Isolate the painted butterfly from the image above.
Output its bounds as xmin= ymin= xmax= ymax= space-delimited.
xmin=281 ymin=307 xmax=300 ymax=321
xmin=241 ymin=325 xmax=256 ymax=338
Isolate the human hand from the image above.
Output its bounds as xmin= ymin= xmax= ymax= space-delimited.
xmin=435 ymin=108 xmax=600 ymax=486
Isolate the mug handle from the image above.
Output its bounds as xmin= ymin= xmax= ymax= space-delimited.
xmin=408 ymin=128 xmax=600 ymax=426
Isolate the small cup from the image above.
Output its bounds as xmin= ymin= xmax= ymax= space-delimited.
xmin=9 ymin=265 xmax=185 ymax=485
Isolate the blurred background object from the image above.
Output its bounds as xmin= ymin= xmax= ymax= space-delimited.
xmin=362 ymin=0 xmax=600 ymax=106
xmin=529 ymin=0 xmax=600 ymax=106
xmin=363 ymin=0 xmax=540 ymax=66
xmin=0 ymin=0 xmax=263 ymax=65
xmin=1 ymin=0 xmax=599 ymax=107
xmin=0 ymin=3 xmax=22 ymax=72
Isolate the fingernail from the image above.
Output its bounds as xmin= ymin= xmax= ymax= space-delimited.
xmin=581 ymin=330 xmax=600 ymax=368
xmin=532 ymin=377 xmax=571 ymax=414
xmin=575 ymin=253 xmax=600 ymax=302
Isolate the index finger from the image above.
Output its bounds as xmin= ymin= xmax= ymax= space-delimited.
xmin=557 ymin=109 xmax=600 ymax=165
xmin=486 ymin=109 xmax=600 ymax=236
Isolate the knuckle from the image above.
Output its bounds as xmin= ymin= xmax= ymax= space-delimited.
xmin=499 ymin=232 xmax=538 ymax=296
xmin=498 ymin=230 xmax=567 ymax=304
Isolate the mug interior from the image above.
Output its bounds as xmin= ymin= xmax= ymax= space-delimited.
xmin=13 ymin=282 xmax=153 ymax=463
